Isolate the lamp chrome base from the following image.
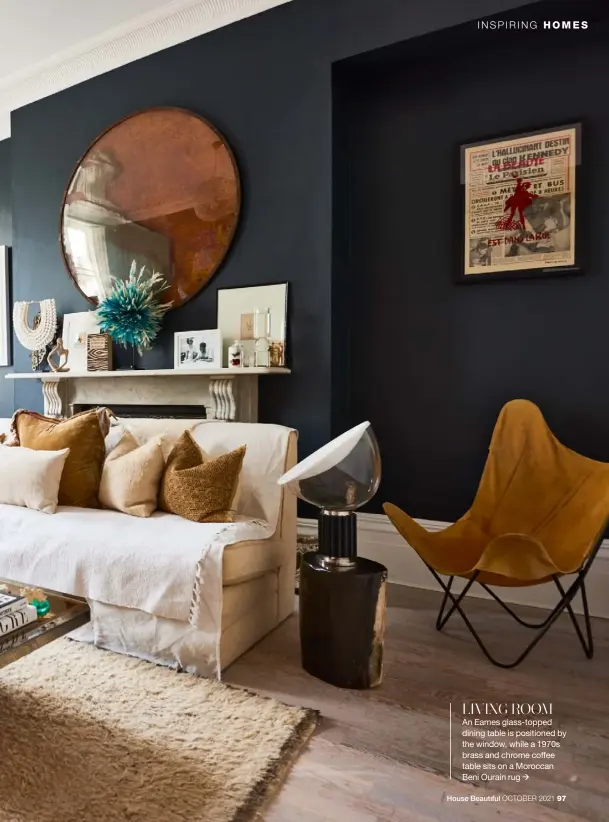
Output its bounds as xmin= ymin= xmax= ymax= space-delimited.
xmin=318 ymin=509 xmax=357 ymax=561
xmin=318 ymin=555 xmax=356 ymax=570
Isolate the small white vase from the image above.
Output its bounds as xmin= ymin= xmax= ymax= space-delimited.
xmin=228 ymin=340 xmax=243 ymax=369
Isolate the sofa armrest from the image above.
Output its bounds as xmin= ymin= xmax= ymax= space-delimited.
xmin=276 ymin=431 xmax=297 ymax=622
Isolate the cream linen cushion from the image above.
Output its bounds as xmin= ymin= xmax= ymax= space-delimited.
xmin=0 ymin=444 xmax=69 ymax=514
xmin=12 ymin=408 xmax=110 ymax=508
xmin=99 ymin=431 xmax=165 ymax=518
xmin=105 ymin=419 xmax=244 ymax=511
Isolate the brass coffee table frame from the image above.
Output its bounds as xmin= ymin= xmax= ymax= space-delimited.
xmin=0 ymin=578 xmax=90 ymax=669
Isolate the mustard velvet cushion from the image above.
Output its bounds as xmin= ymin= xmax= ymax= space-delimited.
xmin=160 ymin=430 xmax=245 ymax=523
xmin=11 ymin=409 xmax=110 ymax=508
xmin=100 ymin=431 xmax=165 ymax=518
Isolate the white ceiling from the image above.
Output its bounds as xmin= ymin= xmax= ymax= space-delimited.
xmin=0 ymin=0 xmax=177 ymax=82
xmin=0 ymin=0 xmax=291 ymax=139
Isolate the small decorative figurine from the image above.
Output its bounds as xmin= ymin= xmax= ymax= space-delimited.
xmin=47 ymin=337 xmax=70 ymax=372
xmin=20 ymin=586 xmax=51 ymax=617
xmin=269 ymin=341 xmax=284 ymax=367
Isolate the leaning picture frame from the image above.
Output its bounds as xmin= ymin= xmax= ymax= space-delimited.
xmin=61 ymin=311 xmax=100 ymax=371
xmin=457 ymin=122 xmax=583 ymax=283
xmin=216 ymin=282 xmax=288 ymax=367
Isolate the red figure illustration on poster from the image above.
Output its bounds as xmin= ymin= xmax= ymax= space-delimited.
xmin=496 ymin=174 xmax=539 ymax=231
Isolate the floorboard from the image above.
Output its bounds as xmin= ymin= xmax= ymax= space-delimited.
xmin=224 ymin=585 xmax=609 ymax=822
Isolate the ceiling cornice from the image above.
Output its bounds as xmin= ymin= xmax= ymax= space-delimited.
xmin=0 ymin=0 xmax=292 ymax=140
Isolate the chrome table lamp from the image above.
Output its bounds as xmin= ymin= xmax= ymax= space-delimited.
xmin=278 ymin=421 xmax=387 ymax=689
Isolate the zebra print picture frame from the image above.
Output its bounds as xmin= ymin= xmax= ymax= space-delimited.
xmin=86 ymin=333 xmax=113 ymax=371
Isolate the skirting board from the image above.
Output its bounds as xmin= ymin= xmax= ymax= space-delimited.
xmin=297 ymin=514 xmax=609 ymax=620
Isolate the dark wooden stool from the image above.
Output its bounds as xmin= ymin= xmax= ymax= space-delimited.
xmin=299 ymin=552 xmax=388 ymax=689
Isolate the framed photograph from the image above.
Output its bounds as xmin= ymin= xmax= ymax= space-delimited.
xmin=240 ymin=312 xmax=254 ymax=340
xmin=217 ymin=283 xmax=287 ymax=366
xmin=0 ymin=247 xmax=11 ymax=367
xmin=458 ymin=122 xmax=581 ymax=283
xmin=174 ymin=329 xmax=222 ymax=369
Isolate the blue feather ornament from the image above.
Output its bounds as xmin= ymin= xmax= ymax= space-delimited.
xmin=96 ymin=262 xmax=172 ymax=355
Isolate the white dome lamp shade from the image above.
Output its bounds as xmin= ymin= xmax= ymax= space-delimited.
xmin=278 ymin=421 xmax=381 ymax=566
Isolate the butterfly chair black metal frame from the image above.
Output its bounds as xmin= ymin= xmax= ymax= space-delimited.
xmin=425 ymin=535 xmax=601 ymax=669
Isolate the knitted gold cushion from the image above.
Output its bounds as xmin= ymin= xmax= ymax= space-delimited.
xmin=160 ymin=430 xmax=245 ymax=523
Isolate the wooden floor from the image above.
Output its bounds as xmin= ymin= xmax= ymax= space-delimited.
xmin=224 ymin=586 xmax=609 ymax=822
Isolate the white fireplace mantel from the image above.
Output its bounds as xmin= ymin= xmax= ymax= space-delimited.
xmin=5 ymin=367 xmax=290 ymax=421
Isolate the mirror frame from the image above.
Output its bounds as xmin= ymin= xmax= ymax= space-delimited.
xmin=59 ymin=106 xmax=242 ymax=308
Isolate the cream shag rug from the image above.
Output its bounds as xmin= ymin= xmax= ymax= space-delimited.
xmin=0 ymin=639 xmax=317 ymax=822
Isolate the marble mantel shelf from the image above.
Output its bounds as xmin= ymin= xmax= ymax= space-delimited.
xmin=5 ymin=367 xmax=290 ymax=421
xmin=5 ymin=367 xmax=290 ymax=380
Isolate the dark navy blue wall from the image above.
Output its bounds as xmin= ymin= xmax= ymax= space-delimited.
xmin=0 ymin=139 xmax=13 ymax=417
xmin=338 ymin=1 xmax=609 ymax=519
xmin=5 ymin=0 xmax=535 ymax=461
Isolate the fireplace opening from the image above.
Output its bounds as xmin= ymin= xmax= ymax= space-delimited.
xmin=72 ymin=404 xmax=208 ymax=419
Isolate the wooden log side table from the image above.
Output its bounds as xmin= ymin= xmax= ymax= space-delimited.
xmin=299 ymin=552 xmax=388 ymax=689
xmin=295 ymin=534 xmax=319 ymax=591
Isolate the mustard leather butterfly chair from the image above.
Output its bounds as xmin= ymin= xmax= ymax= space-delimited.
xmin=384 ymin=399 xmax=609 ymax=668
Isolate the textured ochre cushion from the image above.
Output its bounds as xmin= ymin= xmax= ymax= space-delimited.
xmin=0 ymin=444 xmax=69 ymax=514
xmin=100 ymin=431 xmax=165 ymax=518
xmin=12 ymin=409 xmax=110 ymax=508
xmin=160 ymin=430 xmax=245 ymax=523
xmin=106 ymin=419 xmax=244 ymax=511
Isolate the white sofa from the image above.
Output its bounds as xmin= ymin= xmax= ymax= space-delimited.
xmin=0 ymin=416 xmax=297 ymax=676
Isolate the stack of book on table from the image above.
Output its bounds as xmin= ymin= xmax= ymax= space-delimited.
xmin=0 ymin=592 xmax=38 ymax=639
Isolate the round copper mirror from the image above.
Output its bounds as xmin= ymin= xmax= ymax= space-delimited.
xmin=60 ymin=107 xmax=241 ymax=308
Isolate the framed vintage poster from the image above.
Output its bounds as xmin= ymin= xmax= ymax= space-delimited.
xmin=458 ymin=123 xmax=581 ymax=282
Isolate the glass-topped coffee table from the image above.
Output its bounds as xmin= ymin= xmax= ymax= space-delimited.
xmin=0 ymin=578 xmax=90 ymax=668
